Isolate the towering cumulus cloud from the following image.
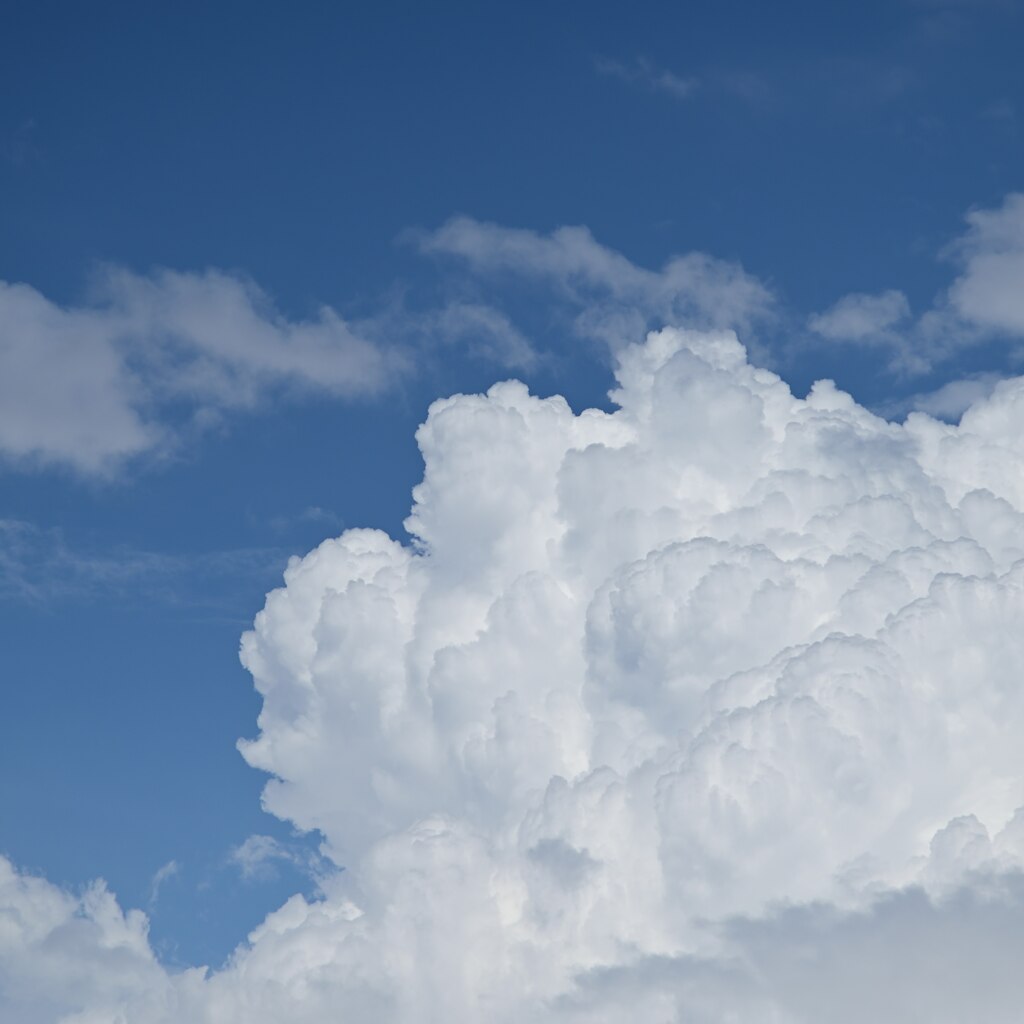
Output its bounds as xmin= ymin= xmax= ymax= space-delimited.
xmin=7 ymin=327 xmax=1024 ymax=1021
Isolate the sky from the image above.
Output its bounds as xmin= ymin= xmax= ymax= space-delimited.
xmin=3 ymin=0 xmax=1024 ymax=1020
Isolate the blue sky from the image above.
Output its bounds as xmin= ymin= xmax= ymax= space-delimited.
xmin=3 ymin=0 xmax=1024 ymax=971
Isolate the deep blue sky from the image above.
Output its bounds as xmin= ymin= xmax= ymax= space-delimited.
xmin=2 ymin=0 xmax=1022 ymax=966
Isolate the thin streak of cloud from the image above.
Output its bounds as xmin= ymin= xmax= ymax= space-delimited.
xmin=228 ymin=835 xmax=326 ymax=884
xmin=414 ymin=216 xmax=775 ymax=351
xmin=594 ymin=55 xmax=698 ymax=100
xmin=148 ymin=861 xmax=180 ymax=909
xmin=0 ymin=519 xmax=290 ymax=610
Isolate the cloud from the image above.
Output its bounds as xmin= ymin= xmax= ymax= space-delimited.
xmin=0 ymin=518 xmax=288 ymax=609
xmin=229 ymin=836 xmax=291 ymax=882
xmin=428 ymin=301 xmax=540 ymax=369
xmin=5 ymin=199 xmax=1018 ymax=485
xmin=416 ymin=216 xmax=774 ymax=348
xmin=806 ymin=192 xmax=1024 ymax=376
xmin=0 ymin=857 xmax=191 ymax=1024
xmin=0 ymin=268 xmax=405 ymax=475
xmin=809 ymin=192 xmax=1024 ymax=373
xmin=228 ymin=836 xmax=324 ymax=884
xmin=594 ymin=55 xmax=697 ymax=100
xmin=148 ymin=862 xmax=180 ymax=909
xmin=7 ymin=326 xmax=1024 ymax=1018
xmin=807 ymin=288 xmax=911 ymax=342
xmin=562 ymin=873 xmax=1024 ymax=1022
xmin=892 ymin=371 xmax=1004 ymax=420
xmin=265 ymin=506 xmax=346 ymax=536
xmin=946 ymin=192 xmax=1024 ymax=334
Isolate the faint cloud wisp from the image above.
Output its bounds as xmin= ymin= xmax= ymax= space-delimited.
xmin=594 ymin=55 xmax=698 ymax=100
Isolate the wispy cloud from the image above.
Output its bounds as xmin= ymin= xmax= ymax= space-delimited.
xmin=0 ymin=269 xmax=408 ymax=476
xmin=228 ymin=835 xmax=326 ymax=883
xmin=148 ymin=860 xmax=180 ymax=908
xmin=594 ymin=55 xmax=697 ymax=100
xmin=808 ymin=192 xmax=1024 ymax=374
xmin=3 ymin=119 xmax=41 ymax=168
xmin=897 ymin=372 xmax=1004 ymax=420
xmin=0 ymin=265 xmax=556 ymax=478
xmin=807 ymin=289 xmax=913 ymax=350
xmin=265 ymin=505 xmax=346 ymax=535
xmin=415 ymin=216 xmax=774 ymax=350
xmin=0 ymin=518 xmax=289 ymax=609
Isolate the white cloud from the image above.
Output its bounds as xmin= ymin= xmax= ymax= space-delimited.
xmin=265 ymin=506 xmax=346 ymax=536
xmin=809 ymin=192 xmax=1024 ymax=374
xmin=8 ymin=193 xmax=1023 ymax=479
xmin=429 ymin=302 xmax=540 ymax=369
xmin=900 ymin=371 xmax=1003 ymax=419
xmin=228 ymin=836 xmax=323 ymax=884
xmin=416 ymin=217 xmax=775 ymax=348
xmin=0 ymin=518 xmax=287 ymax=607
xmin=946 ymin=192 xmax=1024 ymax=334
xmin=0 ymin=269 xmax=405 ymax=475
xmin=229 ymin=836 xmax=289 ymax=882
xmin=0 ymin=857 xmax=196 ymax=1024
xmin=7 ymin=326 xmax=1024 ymax=1018
xmin=148 ymin=862 xmax=180 ymax=909
xmin=807 ymin=288 xmax=911 ymax=341
xmin=0 ymin=280 xmax=160 ymax=473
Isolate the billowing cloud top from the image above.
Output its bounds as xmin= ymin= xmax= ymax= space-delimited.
xmin=7 ymin=327 xmax=1024 ymax=1021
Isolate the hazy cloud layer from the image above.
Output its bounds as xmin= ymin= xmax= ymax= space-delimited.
xmin=7 ymin=325 xmax=1024 ymax=1019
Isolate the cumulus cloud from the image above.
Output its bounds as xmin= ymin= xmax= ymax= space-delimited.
xmin=0 ymin=857 xmax=194 ymax=1024
xmin=9 ymin=326 xmax=1024 ymax=1019
xmin=0 ymin=269 xmax=404 ymax=475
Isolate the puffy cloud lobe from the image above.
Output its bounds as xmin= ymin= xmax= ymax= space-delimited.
xmin=9 ymin=327 xmax=1024 ymax=1020
xmin=0 ymin=857 xmax=199 ymax=1024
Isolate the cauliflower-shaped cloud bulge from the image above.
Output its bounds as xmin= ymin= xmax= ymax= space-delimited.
xmin=8 ymin=327 xmax=1024 ymax=1022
